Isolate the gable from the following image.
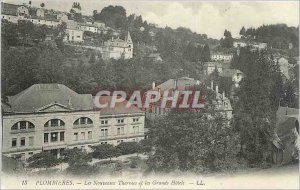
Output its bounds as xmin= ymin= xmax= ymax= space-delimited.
xmin=37 ymin=103 xmax=73 ymax=112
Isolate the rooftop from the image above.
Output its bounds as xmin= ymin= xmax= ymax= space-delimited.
xmin=219 ymin=69 xmax=244 ymax=78
xmin=93 ymin=96 xmax=144 ymax=115
xmin=4 ymin=84 xmax=94 ymax=113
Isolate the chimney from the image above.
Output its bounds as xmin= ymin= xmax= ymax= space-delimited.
xmin=174 ymin=79 xmax=177 ymax=89
xmin=211 ymin=81 xmax=214 ymax=90
xmin=222 ymin=91 xmax=225 ymax=99
xmin=152 ymin=82 xmax=155 ymax=90
xmin=68 ymin=96 xmax=72 ymax=107
xmin=111 ymin=36 xmax=114 ymax=41
xmin=216 ymin=85 xmax=219 ymax=95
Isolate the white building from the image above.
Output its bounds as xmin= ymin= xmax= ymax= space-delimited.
xmin=233 ymin=41 xmax=247 ymax=48
xmin=211 ymin=53 xmax=233 ymax=62
xmin=203 ymin=62 xmax=223 ymax=75
xmin=2 ymin=84 xmax=145 ymax=161
xmin=101 ymin=32 xmax=133 ymax=60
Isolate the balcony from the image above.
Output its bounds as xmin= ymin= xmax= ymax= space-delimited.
xmin=42 ymin=141 xmax=66 ymax=150
xmin=44 ymin=126 xmax=65 ymax=131
xmin=99 ymin=132 xmax=144 ymax=141
xmin=73 ymin=124 xmax=94 ymax=129
xmin=11 ymin=128 xmax=35 ymax=134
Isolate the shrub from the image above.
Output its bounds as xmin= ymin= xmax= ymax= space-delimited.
xmin=91 ymin=144 xmax=121 ymax=160
xmin=130 ymin=160 xmax=138 ymax=168
xmin=116 ymin=142 xmax=139 ymax=155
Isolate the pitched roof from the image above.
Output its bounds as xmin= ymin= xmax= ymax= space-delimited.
xmin=277 ymin=106 xmax=299 ymax=117
xmin=219 ymin=69 xmax=243 ymax=78
xmin=5 ymin=84 xmax=93 ymax=113
xmin=93 ymin=96 xmax=144 ymax=115
xmin=147 ymin=53 xmax=161 ymax=58
xmin=273 ymin=106 xmax=299 ymax=148
xmin=155 ymin=77 xmax=200 ymax=91
xmin=203 ymin=62 xmax=223 ymax=68
xmin=1 ymin=2 xmax=19 ymax=16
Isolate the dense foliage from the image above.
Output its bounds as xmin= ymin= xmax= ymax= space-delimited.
xmin=147 ymin=112 xmax=242 ymax=173
xmin=27 ymin=151 xmax=60 ymax=169
xmin=240 ymin=24 xmax=299 ymax=49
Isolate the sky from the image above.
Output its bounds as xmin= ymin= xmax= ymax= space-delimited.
xmin=4 ymin=0 xmax=300 ymax=39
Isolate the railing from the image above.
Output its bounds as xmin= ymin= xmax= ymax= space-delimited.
xmin=99 ymin=132 xmax=145 ymax=140
xmin=44 ymin=126 xmax=65 ymax=131
xmin=11 ymin=128 xmax=35 ymax=134
xmin=73 ymin=124 xmax=94 ymax=129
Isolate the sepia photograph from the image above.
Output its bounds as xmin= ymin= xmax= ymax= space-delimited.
xmin=0 ymin=0 xmax=299 ymax=189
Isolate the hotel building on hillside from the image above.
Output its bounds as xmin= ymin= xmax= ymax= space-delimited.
xmin=2 ymin=84 xmax=145 ymax=161
xmin=101 ymin=32 xmax=133 ymax=60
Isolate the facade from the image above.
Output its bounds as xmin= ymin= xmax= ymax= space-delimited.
xmin=2 ymin=84 xmax=145 ymax=161
xmin=65 ymin=29 xmax=84 ymax=42
xmin=211 ymin=53 xmax=233 ymax=62
xmin=233 ymin=41 xmax=247 ymax=48
xmin=96 ymin=96 xmax=145 ymax=146
xmin=210 ymin=81 xmax=233 ymax=121
xmin=250 ymin=42 xmax=267 ymax=50
xmin=203 ymin=62 xmax=223 ymax=75
xmin=146 ymin=77 xmax=201 ymax=119
xmin=101 ymin=32 xmax=133 ymax=60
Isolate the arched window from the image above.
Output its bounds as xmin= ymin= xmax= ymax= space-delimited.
xmin=44 ymin=119 xmax=65 ymax=128
xmin=73 ymin=117 xmax=93 ymax=125
xmin=11 ymin=121 xmax=35 ymax=131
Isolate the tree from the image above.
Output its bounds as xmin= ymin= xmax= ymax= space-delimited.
xmin=147 ymin=111 xmax=240 ymax=173
xmin=63 ymin=148 xmax=96 ymax=176
xmin=220 ymin=29 xmax=233 ymax=48
xmin=35 ymin=41 xmax=64 ymax=83
xmin=232 ymin=50 xmax=283 ymax=165
xmin=94 ymin=6 xmax=127 ymax=29
xmin=91 ymin=144 xmax=121 ymax=162
xmin=116 ymin=142 xmax=139 ymax=155
xmin=239 ymin=26 xmax=246 ymax=37
xmin=27 ymin=152 xmax=60 ymax=170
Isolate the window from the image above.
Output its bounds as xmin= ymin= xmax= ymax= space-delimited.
xmin=100 ymin=129 xmax=108 ymax=136
xmin=11 ymin=123 xmax=18 ymax=130
xmin=101 ymin=142 xmax=107 ymax=144
xmin=117 ymin=127 xmax=124 ymax=135
xmin=29 ymin=152 xmax=33 ymax=156
xmin=28 ymin=122 xmax=35 ymax=129
xmin=20 ymin=137 xmax=25 ymax=146
xmin=88 ymin=131 xmax=92 ymax=139
xmin=101 ymin=120 xmax=108 ymax=125
xmin=51 ymin=119 xmax=59 ymax=127
xmin=74 ymin=133 xmax=78 ymax=141
xmin=60 ymin=132 xmax=64 ymax=141
xmin=44 ymin=133 xmax=49 ymax=143
xmin=29 ymin=137 xmax=34 ymax=146
xmin=117 ymin=119 xmax=124 ymax=124
xmin=51 ymin=132 xmax=58 ymax=142
xmin=133 ymin=126 xmax=139 ymax=134
xmin=74 ymin=117 xmax=93 ymax=125
xmin=44 ymin=119 xmax=65 ymax=128
xmin=133 ymin=118 xmax=139 ymax=122
xmin=81 ymin=132 xmax=85 ymax=140
xmin=12 ymin=138 xmax=17 ymax=147
xmin=20 ymin=121 xmax=26 ymax=130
